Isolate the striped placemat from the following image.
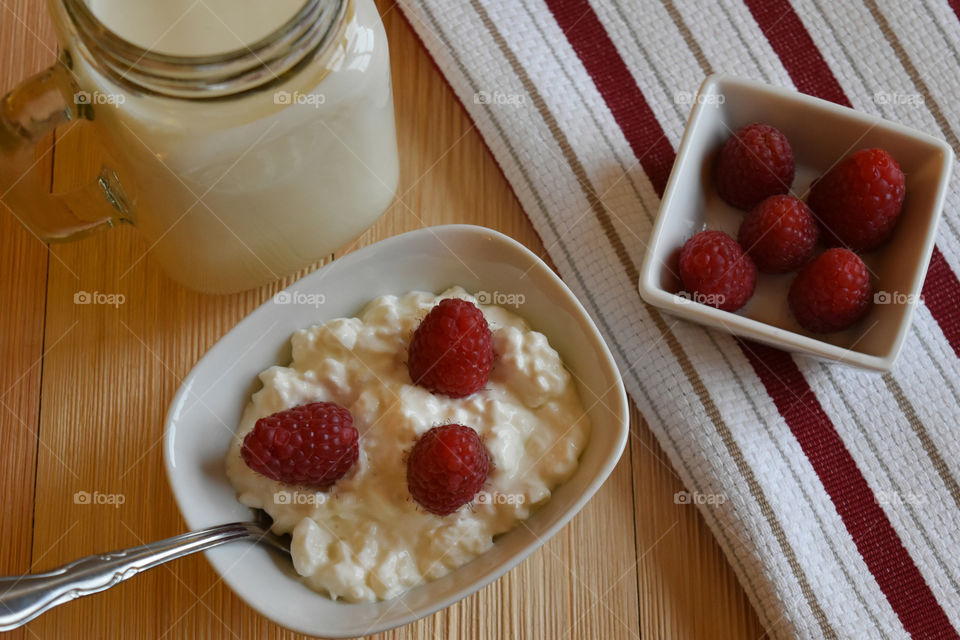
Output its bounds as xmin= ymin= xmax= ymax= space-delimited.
xmin=396 ymin=0 xmax=960 ymax=637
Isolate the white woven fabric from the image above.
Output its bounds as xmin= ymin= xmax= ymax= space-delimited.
xmin=396 ymin=0 xmax=960 ymax=637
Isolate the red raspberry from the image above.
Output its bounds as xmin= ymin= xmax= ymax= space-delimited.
xmin=406 ymin=424 xmax=490 ymax=516
xmin=738 ymin=195 xmax=819 ymax=273
xmin=807 ymin=148 xmax=905 ymax=251
xmin=407 ymin=298 xmax=494 ymax=398
xmin=716 ymin=123 xmax=795 ymax=210
xmin=241 ymin=402 xmax=359 ymax=488
xmin=788 ymin=248 xmax=873 ymax=333
xmin=678 ymin=230 xmax=757 ymax=312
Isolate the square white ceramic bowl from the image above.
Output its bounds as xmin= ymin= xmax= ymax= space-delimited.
xmin=638 ymin=74 xmax=953 ymax=371
xmin=164 ymin=224 xmax=628 ymax=637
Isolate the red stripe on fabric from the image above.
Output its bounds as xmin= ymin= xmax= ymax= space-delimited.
xmin=743 ymin=0 xmax=850 ymax=107
xmin=739 ymin=342 xmax=958 ymax=638
xmin=542 ymin=0 xmax=957 ymax=635
xmin=949 ymin=0 xmax=960 ymax=23
xmin=923 ymin=248 xmax=960 ymax=359
xmin=746 ymin=1 xmax=958 ymax=636
xmin=543 ymin=0 xmax=674 ymax=196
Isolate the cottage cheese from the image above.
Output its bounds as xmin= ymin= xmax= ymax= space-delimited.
xmin=225 ymin=287 xmax=590 ymax=602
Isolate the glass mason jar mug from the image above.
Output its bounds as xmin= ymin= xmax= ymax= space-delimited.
xmin=0 ymin=0 xmax=399 ymax=293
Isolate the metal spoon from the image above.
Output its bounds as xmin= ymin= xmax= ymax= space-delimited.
xmin=0 ymin=510 xmax=288 ymax=631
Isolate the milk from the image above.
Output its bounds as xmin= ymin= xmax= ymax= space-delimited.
xmin=86 ymin=0 xmax=308 ymax=55
xmin=72 ymin=0 xmax=399 ymax=293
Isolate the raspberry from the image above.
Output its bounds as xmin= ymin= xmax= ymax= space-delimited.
xmin=241 ymin=402 xmax=359 ymax=488
xmin=678 ymin=230 xmax=757 ymax=312
xmin=788 ymin=248 xmax=873 ymax=333
xmin=406 ymin=424 xmax=490 ymax=516
xmin=407 ymin=298 xmax=494 ymax=398
xmin=807 ymin=148 xmax=905 ymax=251
xmin=716 ymin=123 xmax=795 ymax=210
xmin=738 ymin=195 xmax=819 ymax=273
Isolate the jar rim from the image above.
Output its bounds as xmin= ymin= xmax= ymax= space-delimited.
xmin=61 ymin=0 xmax=347 ymax=99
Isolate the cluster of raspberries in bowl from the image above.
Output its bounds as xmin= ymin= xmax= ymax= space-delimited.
xmin=240 ymin=298 xmax=495 ymax=516
xmin=678 ymin=122 xmax=906 ymax=334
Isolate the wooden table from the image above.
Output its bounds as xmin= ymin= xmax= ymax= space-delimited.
xmin=0 ymin=1 xmax=765 ymax=637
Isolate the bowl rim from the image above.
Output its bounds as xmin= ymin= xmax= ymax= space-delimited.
xmin=163 ymin=223 xmax=629 ymax=636
xmin=638 ymin=73 xmax=955 ymax=372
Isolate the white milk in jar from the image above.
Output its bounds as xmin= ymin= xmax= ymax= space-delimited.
xmin=72 ymin=0 xmax=398 ymax=292
xmin=85 ymin=0 xmax=309 ymax=56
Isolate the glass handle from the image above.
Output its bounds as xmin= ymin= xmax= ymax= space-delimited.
xmin=0 ymin=57 xmax=131 ymax=241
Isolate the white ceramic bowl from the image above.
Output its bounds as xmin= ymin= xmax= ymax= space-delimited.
xmin=164 ymin=224 xmax=628 ymax=637
xmin=638 ymin=74 xmax=954 ymax=371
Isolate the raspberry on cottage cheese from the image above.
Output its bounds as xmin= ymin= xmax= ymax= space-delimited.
xmin=225 ymin=287 xmax=590 ymax=602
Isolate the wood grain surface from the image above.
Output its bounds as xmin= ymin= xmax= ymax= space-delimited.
xmin=0 ymin=1 xmax=765 ymax=637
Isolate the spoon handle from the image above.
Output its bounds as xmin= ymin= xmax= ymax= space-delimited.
xmin=0 ymin=521 xmax=262 ymax=630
